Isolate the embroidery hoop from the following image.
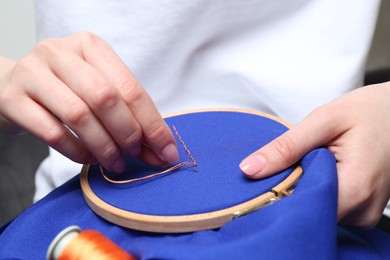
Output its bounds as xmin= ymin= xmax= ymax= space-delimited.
xmin=80 ymin=108 xmax=303 ymax=233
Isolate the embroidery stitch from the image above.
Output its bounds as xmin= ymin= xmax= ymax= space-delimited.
xmin=100 ymin=125 xmax=197 ymax=184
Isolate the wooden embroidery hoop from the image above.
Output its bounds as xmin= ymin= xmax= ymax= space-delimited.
xmin=80 ymin=108 xmax=303 ymax=233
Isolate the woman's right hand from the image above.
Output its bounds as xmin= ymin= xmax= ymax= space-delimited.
xmin=0 ymin=31 xmax=179 ymax=173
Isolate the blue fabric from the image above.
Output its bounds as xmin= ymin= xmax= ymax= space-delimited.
xmin=1 ymin=111 xmax=389 ymax=259
xmin=91 ymin=111 xmax=294 ymax=215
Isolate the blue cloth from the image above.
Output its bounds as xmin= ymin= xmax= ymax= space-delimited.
xmin=90 ymin=111 xmax=295 ymax=216
xmin=1 ymin=111 xmax=389 ymax=259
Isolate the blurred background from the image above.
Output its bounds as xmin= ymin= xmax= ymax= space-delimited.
xmin=0 ymin=1 xmax=389 ymax=229
xmin=1 ymin=1 xmax=389 ymax=69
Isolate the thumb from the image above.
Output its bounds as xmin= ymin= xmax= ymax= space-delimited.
xmin=240 ymin=109 xmax=332 ymax=179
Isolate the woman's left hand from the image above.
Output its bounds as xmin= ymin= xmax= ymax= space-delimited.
xmin=240 ymin=82 xmax=390 ymax=228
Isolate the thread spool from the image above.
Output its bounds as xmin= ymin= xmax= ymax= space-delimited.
xmin=47 ymin=226 xmax=135 ymax=260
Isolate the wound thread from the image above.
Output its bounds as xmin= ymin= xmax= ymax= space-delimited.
xmin=101 ymin=125 xmax=197 ymax=184
xmin=47 ymin=226 xmax=136 ymax=260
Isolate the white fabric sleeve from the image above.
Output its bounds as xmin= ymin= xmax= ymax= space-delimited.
xmin=384 ymin=202 xmax=390 ymax=218
xmin=33 ymin=148 xmax=82 ymax=202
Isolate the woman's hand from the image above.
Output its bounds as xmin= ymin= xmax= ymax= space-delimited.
xmin=0 ymin=32 xmax=179 ymax=173
xmin=240 ymin=83 xmax=390 ymax=228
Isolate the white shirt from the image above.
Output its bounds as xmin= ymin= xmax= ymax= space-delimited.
xmin=33 ymin=0 xmax=384 ymax=214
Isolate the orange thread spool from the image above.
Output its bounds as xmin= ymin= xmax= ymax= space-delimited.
xmin=47 ymin=226 xmax=136 ymax=260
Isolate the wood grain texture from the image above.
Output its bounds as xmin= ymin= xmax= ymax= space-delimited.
xmin=80 ymin=108 xmax=303 ymax=233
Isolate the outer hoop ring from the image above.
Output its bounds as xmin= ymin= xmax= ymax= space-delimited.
xmin=80 ymin=108 xmax=303 ymax=233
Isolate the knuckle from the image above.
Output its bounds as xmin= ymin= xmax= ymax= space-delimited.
xmin=99 ymin=143 xmax=119 ymax=163
xmin=45 ymin=125 xmax=68 ymax=147
xmin=146 ymin=122 xmax=168 ymax=144
xmin=271 ymin=135 xmax=298 ymax=163
xmin=76 ymin=31 xmax=98 ymax=41
xmin=11 ymin=58 xmax=36 ymax=82
xmin=122 ymin=128 xmax=142 ymax=149
xmin=121 ymin=80 xmax=145 ymax=106
xmin=63 ymin=103 xmax=90 ymax=126
xmin=74 ymin=31 xmax=102 ymax=48
xmin=35 ymin=38 xmax=63 ymax=56
xmin=91 ymin=85 xmax=119 ymax=109
xmin=12 ymin=58 xmax=29 ymax=74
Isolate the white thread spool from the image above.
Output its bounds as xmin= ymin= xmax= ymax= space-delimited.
xmin=46 ymin=226 xmax=81 ymax=260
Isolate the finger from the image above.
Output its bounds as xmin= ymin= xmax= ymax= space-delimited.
xmin=1 ymin=94 xmax=94 ymax=164
xmin=119 ymin=80 xmax=179 ymax=164
xmin=240 ymin=106 xmax=341 ymax=179
xmin=76 ymin=32 xmax=179 ymax=164
xmin=36 ymin=38 xmax=143 ymax=170
xmin=23 ymin=60 xmax=127 ymax=172
xmin=138 ymin=143 xmax=167 ymax=167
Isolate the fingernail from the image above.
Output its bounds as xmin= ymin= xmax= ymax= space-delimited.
xmin=111 ymin=159 xmax=125 ymax=173
xmin=240 ymin=154 xmax=267 ymax=176
xmin=160 ymin=143 xmax=179 ymax=164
